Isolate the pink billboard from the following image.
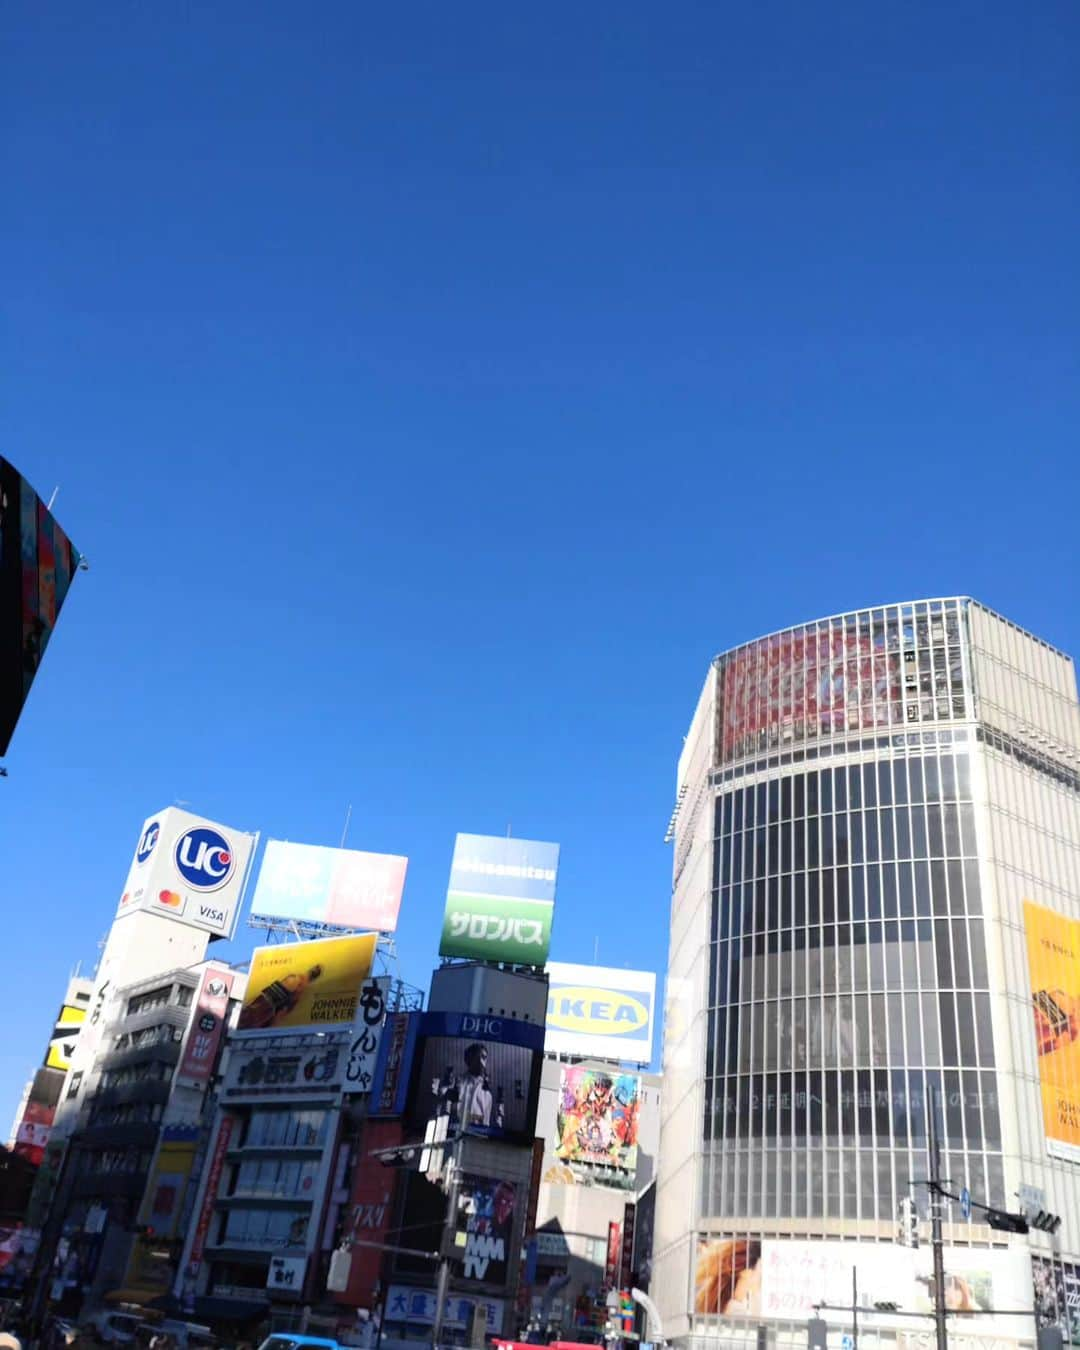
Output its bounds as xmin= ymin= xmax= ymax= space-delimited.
xmin=250 ymin=840 xmax=408 ymax=931
xmin=177 ymin=969 xmax=235 ymax=1087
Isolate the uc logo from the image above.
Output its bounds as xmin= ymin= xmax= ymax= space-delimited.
xmin=136 ymin=821 xmax=160 ymax=864
xmin=547 ymin=986 xmax=649 ymax=1037
xmin=175 ymin=827 xmax=234 ymax=891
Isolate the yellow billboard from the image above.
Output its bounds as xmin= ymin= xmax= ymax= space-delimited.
xmin=238 ymin=934 xmax=377 ymax=1033
xmin=1024 ymin=899 xmax=1080 ymax=1164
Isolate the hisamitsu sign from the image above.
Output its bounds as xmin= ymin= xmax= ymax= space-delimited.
xmin=545 ymin=963 xmax=656 ymax=1064
xmin=439 ymin=834 xmax=559 ymax=966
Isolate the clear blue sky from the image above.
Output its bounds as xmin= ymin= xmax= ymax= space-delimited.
xmin=3 ymin=2 xmax=1078 ymax=1131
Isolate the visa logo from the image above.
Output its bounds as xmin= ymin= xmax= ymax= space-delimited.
xmin=199 ymin=905 xmax=227 ymax=926
xmin=547 ymin=986 xmax=649 ymax=1036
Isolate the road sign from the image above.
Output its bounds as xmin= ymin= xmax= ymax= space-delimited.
xmin=841 ymin=1334 xmax=855 ymax=1350
xmin=960 ymin=1187 xmax=972 ymax=1220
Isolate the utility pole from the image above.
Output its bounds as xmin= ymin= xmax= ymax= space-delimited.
xmin=852 ymin=1265 xmax=859 ymax=1350
xmin=430 ymin=1079 xmax=476 ymax=1347
xmin=927 ymin=1083 xmax=948 ymax=1350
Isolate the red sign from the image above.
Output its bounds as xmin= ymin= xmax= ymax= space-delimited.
xmin=14 ymin=1101 xmax=54 ymax=1167
xmin=330 ymin=1118 xmax=402 ymax=1308
xmin=605 ymin=1221 xmax=621 ymax=1290
xmin=178 ymin=969 xmax=235 ymax=1087
xmin=189 ymin=1115 xmax=232 ymax=1272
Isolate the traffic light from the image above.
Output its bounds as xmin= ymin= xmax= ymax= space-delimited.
xmin=897 ymin=1197 xmax=919 ymax=1248
xmin=986 ymin=1208 xmax=1029 ymax=1234
xmin=1030 ymin=1211 xmax=1062 ymax=1235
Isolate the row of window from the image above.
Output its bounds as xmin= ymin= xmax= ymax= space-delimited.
xmin=126 ymin=983 xmax=193 ymax=1016
xmin=700 ymin=1143 xmax=1006 ymax=1221
xmin=99 ymin=1060 xmax=172 ymax=1090
xmin=218 ymin=1208 xmax=309 ymax=1246
xmin=231 ymin=1157 xmax=319 ymax=1198
xmin=88 ymin=1101 xmax=164 ymax=1128
xmin=714 ymin=862 xmax=983 ymax=938
xmin=717 ymin=803 xmax=978 ymax=878
xmin=712 ymin=920 xmax=991 ymax=993
xmin=243 ymin=1109 xmax=329 ymax=1150
xmin=702 ymin=1068 xmax=1001 ymax=1149
xmin=719 ymin=756 xmax=973 ymax=832
xmin=79 ymin=1149 xmax=153 ymax=1175
xmin=707 ymin=990 xmax=996 ymax=1074
xmin=113 ymin=1023 xmax=184 ymax=1053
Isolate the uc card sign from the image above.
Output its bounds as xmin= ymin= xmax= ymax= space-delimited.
xmin=545 ymin=962 xmax=656 ymax=1064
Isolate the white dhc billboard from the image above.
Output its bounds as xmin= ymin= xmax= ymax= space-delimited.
xmin=115 ymin=806 xmax=257 ymax=940
xmin=545 ymin=962 xmax=656 ymax=1064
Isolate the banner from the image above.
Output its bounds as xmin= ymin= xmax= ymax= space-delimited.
xmin=238 ymin=933 xmax=377 ymax=1033
xmin=189 ymin=1116 xmax=232 ymax=1273
xmin=116 ymin=806 xmax=257 ymax=940
xmin=1033 ymin=1255 xmax=1080 ymax=1345
xmin=250 ymin=840 xmax=408 ymax=932
xmin=177 ymin=968 xmax=235 ymax=1086
xmin=555 ymin=1068 xmax=640 ymax=1176
xmin=371 ymin=1012 xmax=419 ymax=1117
xmin=545 ymin=963 xmax=656 ymax=1063
xmin=344 ymin=977 xmax=389 ymax=1096
xmin=605 ymin=1221 xmax=621 ymax=1289
xmin=1023 ymin=899 xmax=1080 ymax=1164
xmin=439 ymin=833 xmax=559 ymax=965
xmin=0 ymin=457 xmax=81 ymax=757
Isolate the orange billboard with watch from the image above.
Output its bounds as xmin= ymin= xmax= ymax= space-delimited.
xmin=1024 ymin=899 xmax=1080 ymax=1164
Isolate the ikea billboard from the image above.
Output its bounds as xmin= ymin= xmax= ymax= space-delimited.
xmin=544 ymin=963 xmax=656 ymax=1064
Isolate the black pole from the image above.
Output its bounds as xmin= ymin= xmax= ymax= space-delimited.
xmin=852 ymin=1265 xmax=858 ymax=1350
xmin=928 ymin=1084 xmax=948 ymax=1350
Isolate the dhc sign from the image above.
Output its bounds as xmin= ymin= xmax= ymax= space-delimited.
xmin=544 ymin=963 xmax=657 ymax=1064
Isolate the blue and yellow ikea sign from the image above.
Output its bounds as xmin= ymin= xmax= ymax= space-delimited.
xmin=545 ymin=962 xmax=656 ymax=1064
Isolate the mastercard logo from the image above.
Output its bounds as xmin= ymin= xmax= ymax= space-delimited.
xmin=158 ymin=890 xmax=183 ymax=909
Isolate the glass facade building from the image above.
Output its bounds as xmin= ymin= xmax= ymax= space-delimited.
xmin=655 ymin=600 xmax=1080 ymax=1347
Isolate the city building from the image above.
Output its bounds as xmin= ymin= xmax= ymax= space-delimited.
xmin=35 ymin=959 xmax=243 ymax=1315
xmin=656 ymin=598 xmax=1080 ymax=1347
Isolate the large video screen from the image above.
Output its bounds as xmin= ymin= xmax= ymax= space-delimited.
xmin=408 ymin=1012 xmax=544 ymax=1143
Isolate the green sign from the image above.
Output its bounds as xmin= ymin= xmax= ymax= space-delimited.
xmin=439 ymin=891 xmax=553 ymax=964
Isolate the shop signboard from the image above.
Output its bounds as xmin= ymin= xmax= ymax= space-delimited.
xmin=555 ymin=1067 xmax=640 ymax=1178
xmin=383 ymin=1285 xmax=504 ymax=1334
xmin=224 ymin=1040 xmax=345 ymax=1099
xmin=439 ymin=833 xmax=559 ymax=965
xmin=1023 ymin=899 xmax=1080 ymax=1164
xmin=344 ymin=977 xmax=389 ymax=1097
xmin=604 ymin=1221 xmax=621 ymax=1290
xmin=452 ymin=1176 xmax=517 ymax=1287
xmin=176 ymin=968 xmax=235 ymax=1087
xmin=268 ymin=1255 xmax=307 ymax=1293
xmin=0 ymin=457 xmax=81 ymax=756
xmin=115 ymin=807 xmax=257 ymax=940
xmin=250 ymin=840 xmax=408 ymax=932
xmin=545 ymin=963 xmax=656 ymax=1063
xmin=45 ymin=1004 xmax=86 ymax=1072
xmin=237 ymin=933 xmax=377 ymax=1034
xmin=370 ymin=1012 xmax=419 ymax=1116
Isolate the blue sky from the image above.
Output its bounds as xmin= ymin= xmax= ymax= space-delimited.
xmin=2 ymin=2 xmax=1078 ymax=1130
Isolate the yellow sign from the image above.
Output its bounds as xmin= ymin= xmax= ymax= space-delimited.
xmin=548 ymin=986 xmax=650 ymax=1037
xmin=56 ymin=1004 xmax=86 ymax=1027
xmin=45 ymin=1005 xmax=86 ymax=1070
xmin=239 ymin=934 xmax=377 ymax=1033
xmin=1023 ymin=899 xmax=1080 ymax=1163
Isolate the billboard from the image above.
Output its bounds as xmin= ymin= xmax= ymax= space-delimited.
xmin=1023 ymin=899 xmax=1080 ymax=1164
xmin=116 ymin=806 xmax=257 ymax=940
xmin=344 ymin=977 xmax=389 ymax=1096
xmin=45 ymin=1004 xmax=86 ymax=1072
xmin=1033 ymin=1255 xmax=1080 ymax=1345
xmin=0 ymin=458 xmax=81 ymax=757
xmin=693 ymin=1238 xmax=1031 ymax=1334
xmin=555 ymin=1067 xmax=640 ymax=1176
xmin=545 ymin=963 xmax=656 ymax=1063
xmin=410 ymin=1011 xmax=545 ymax=1143
xmin=718 ymin=627 xmax=902 ymax=764
xmin=238 ymin=933 xmax=377 ymax=1033
xmin=176 ymin=968 xmax=235 ymax=1087
xmin=250 ymin=840 xmax=408 ymax=932
xmin=439 ymin=833 xmax=559 ymax=965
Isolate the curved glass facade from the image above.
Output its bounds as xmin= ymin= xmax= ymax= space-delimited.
xmin=656 ymin=598 xmax=1080 ymax=1342
xmin=702 ymin=744 xmax=1002 ymax=1227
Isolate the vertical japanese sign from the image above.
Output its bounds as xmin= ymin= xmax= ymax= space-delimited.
xmin=605 ymin=1220 xmax=622 ymax=1290
xmin=1024 ymin=899 xmax=1080 ymax=1164
xmin=345 ymin=977 xmax=389 ymax=1096
xmin=177 ymin=970 xmax=235 ymax=1087
xmin=371 ymin=1012 xmax=418 ymax=1116
xmin=439 ymin=833 xmax=559 ymax=965
xmin=189 ymin=1116 xmax=232 ymax=1274
xmin=620 ymin=1201 xmax=636 ymax=1289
